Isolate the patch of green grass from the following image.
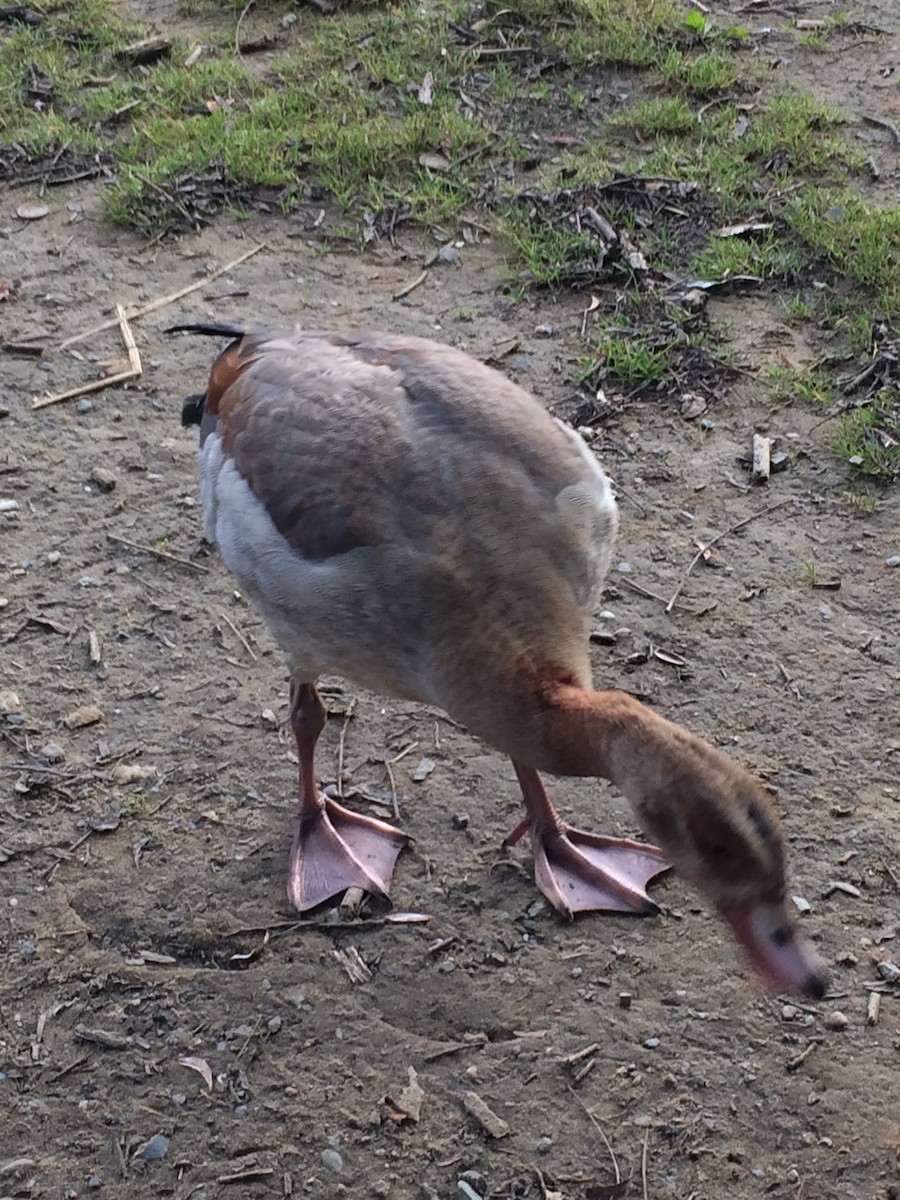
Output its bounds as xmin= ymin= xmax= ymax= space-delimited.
xmin=504 ymin=219 xmax=603 ymax=287
xmin=833 ymin=390 xmax=900 ymax=481
xmin=766 ymin=364 xmax=836 ymax=406
xmin=691 ymin=228 xmax=803 ymax=281
xmin=613 ymin=95 xmax=696 ymax=136
xmin=783 ymin=188 xmax=900 ymax=321
xmin=577 ymin=311 xmax=709 ymax=392
xmin=659 ymin=48 xmax=741 ymax=92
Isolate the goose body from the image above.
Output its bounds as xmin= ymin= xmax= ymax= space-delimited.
xmin=175 ymin=321 xmax=829 ymax=999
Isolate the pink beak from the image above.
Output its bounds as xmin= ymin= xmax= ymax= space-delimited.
xmin=723 ymin=899 xmax=830 ymax=999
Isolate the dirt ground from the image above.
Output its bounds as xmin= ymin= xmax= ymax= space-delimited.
xmin=2 ymin=3 xmax=900 ymax=1198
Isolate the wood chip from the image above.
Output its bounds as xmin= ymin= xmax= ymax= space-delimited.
xmin=865 ymin=992 xmax=881 ymax=1026
xmin=73 ymin=1024 xmax=131 ymax=1049
xmin=462 ymin=1089 xmax=510 ymax=1138
xmin=751 ymin=433 xmax=771 ymax=484
xmin=383 ymin=1066 xmax=425 ymax=1122
xmin=88 ymin=630 xmax=102 ymax=664
xmin=332 ymin=945 xmax=373 ymax=984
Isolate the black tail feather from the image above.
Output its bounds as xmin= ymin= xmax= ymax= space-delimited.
xmin=165 ymin=322 xmax=250 ymax=339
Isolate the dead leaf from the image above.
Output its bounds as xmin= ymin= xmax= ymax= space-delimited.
xmin=417 ymin=71 xmax=434 ymax=105
xmin=419 ymin=152 xmax=451 ymax=172
xmin=714 ymin=221 xmax=774 ymax=239
xmin=383 ymin=1066 xmax=425 ymax=1122
xmin=178 ymin=1055 xmax=214 ymax=1090
xmin=64 ymin=704 xmax=104 ymax=729
xmin=679 ymin=392 xmax=708 ymax=419
xmin=17 ymin=202 xmax=49 ymax=221
xmin=112 ymin=763 xmax=156 ymax=784
xmin=412 ymin=756 xmax=436 ymax=782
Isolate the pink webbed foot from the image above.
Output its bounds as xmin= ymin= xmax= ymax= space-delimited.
xmin=288 ymin=795 xmax=409 ymax=913
xmin=507 ymin=764 xmax=670 ymax=918
xmin=528 ymin=823 xmax=668 ymax=917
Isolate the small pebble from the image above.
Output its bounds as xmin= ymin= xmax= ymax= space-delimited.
xmin=644 ymin=1037 xmax=660 ymax=1048
xmin=877 ymin=960 xmax=899 ymax=983
xmin=886 ymin=556 xmax=900 ymax=568
xmin=76 ymin=398 xmax=94 ymax=414
xmin=533 ymin=324 xmax=554 ymax=337
xmin=824 ymin=1011 xmax=848 ymax=1031
xmin=46 ymin=550 xmax=61 ymax=565
xmin=40 ymin=743 xmax=65 ymax=762
xmin=0 ymin=499 xmax=18 ymax=512
xmin=699 ymin=418 xmax=715 ymax=431
xmin=791 ymin=895 xmax=811 ymax=914
xmin=90 ymin=466 xmax=117 ymax=493
xmin=781 ymin=1004 xmax=799 ymax=1021
xmin=618 ymin=992 xmax=632 ymax=1009
xmin=451 ymin=810 xmax=470 ymax=830
xmin=321 ymin=1149 xmax=343 ymax=1174
xmin=818 ymin=603 xmax=832 ymax=620
xmin=436 ymin=245 xmax=460 ymax=264
xmin=617 ymin=561 xmax=632 ymax=573
xmin=536 ymin=1135 xmax=553 ymax=1154
xmin=134 ymin=1133 xmax=169 ymax=1161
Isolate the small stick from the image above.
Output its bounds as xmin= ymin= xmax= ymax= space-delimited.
xmin=219 ymin=611 xmax=257 ymax=660
xmin=786 ymin=1041 xmax=818 ymax=1072
xmin=234 ymin=0 xmax=256 ymax=58
xmin=567 ymin=1086 xmax=620 ymax=1184
xmin=336 ymin=697 xmax=356 ymax=798
xmin=58 ymin=243 xmax=265 ymax=348
xmin=641 ymin=1126 xmax=650 ymax=1200
xmin=384 ymin=756 xmax=400 ymax=822
xmin=392 ymin=270 xmax=428 ymax=301
xmin=31 ymin=367 xmax=139 ymax=409
xmin=107 ymin=531 xmax=209 ymax=573
xmin=33 ymin=303 xmax=143 ymax=409
xmin=618 ymin=576 xmax=699 ymax=612
xmin=665 ymin=500 xmax=791 ymax=613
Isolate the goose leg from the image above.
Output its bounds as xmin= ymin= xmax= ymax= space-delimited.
xmin=505 ymin=763 xmax=669 ymax=917
xmin=287 ymin=681 xmax=409 ymax=912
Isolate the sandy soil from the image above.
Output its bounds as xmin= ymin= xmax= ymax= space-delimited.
xmin=2 ymin=2 xmax=899 ymax=1197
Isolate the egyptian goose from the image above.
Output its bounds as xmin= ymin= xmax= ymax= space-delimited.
xmin=172 ymin=321 xmax=829 ymax=999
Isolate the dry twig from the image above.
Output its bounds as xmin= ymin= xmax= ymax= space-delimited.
xmin=665 ymin=500 xmax=792 ymax=612
xmin=58 ymin=243 xmax=265 ymax=349
xmin=219 ymin=611 xmax=257 ymax=660
xmin=392 ymin=270 xmax=428 ymax=301
xmin=33 ymin=304 xmax=143 ymax=409
xmin=107 ymin=531 xmax=209 ymax=573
